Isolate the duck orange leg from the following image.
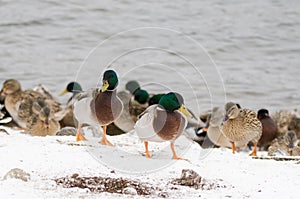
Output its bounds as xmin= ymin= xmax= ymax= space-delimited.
xmin=231 ymin=142 xmax=236 ymax=154
xmin=144 ymin=141 xmax=151 ymax=158
xmin=76 ymin=123 xmax=87 ymax=141
xmin=170 ymin=143 xmax=188 ymax=161
xmin=100 ymin=125 xmax=113 ymax=146
xmin=249 ymin=142 xmax=257 ymax=156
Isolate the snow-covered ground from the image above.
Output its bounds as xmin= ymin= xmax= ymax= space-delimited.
xmin=0 ymin=126 xmax=299 ymax=198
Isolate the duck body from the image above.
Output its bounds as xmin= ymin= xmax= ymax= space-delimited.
xmin=222 ymin=109 xmax=262 ymax=143
xmin=134 ymin=92 xmax=191 ymax=160
xmin=207 ymin=107 xmax=248 ymax=148
xmin=257 ymin=109 xmax=278 ymax=148
xmin=135 ymin=105 xmax=187 ymax=143
xmin=222 ymin=102 xmax=262 ymax=156
xmin=73 ymin=70 xmax=123 ymax=145
xmin=19 ymin=98 xmax=60 ymax=136
xmin=73 ymin=89 xmax=123 ymax=126
xmin=1 ymin=79 xmax=60 ymax=128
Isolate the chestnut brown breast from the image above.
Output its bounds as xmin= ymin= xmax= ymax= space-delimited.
xmin=90 ymin=90 xmax=122 ymax=125
xmin=153 ymin=109 xmax=186 ymax=141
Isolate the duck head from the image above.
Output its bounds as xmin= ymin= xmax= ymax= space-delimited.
xmin=224 ymin=102 xmax=240 ymax=122
xmin=60 ymin=81 xmax=82 ymax=95
xmin=125 ymin=80 xmax=140 ymax=94
xmin=133 ymin=89 xmax=149 ymax=104
xmin=101 ymin=70 xmax=119 ymax=92
xmin=284 ymin=131 xmax=298 ymax=155
xmin=148 ymin=93 xmax=164 ymax=106
xmin=32 ymin=101 xmax=53 ymax=129
xmin=1 ymin=79 xmax=21 ymax=95
xmin=257 ymin=109 xmax=270 ymax=120
xmin=158 ymin=92 xmax=191 ymax=117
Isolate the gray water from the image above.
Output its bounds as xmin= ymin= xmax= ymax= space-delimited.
xmin=0 ymin=0 xmax=299 ymax=114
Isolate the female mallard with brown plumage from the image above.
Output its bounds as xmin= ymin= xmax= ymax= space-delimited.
xmin=19 ymin=98 xmax=62 ymax=136
xmin=221 ymin=102 xmax=262 ymax=156
xmin=0 ymin=79 xmax=60 ymax=128
xmin=134 ymin=92 xmax=191 ymax=160
xmin=268 ymin=131 xmax=300 ymax=156
xmin=73 ymin=70 xmax=123 ymax=145
xmin=205 ymin=107 xmax=248 ymax=149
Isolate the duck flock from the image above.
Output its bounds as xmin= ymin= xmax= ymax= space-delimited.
xmin=0 ymin=70 xmax=299 ymax=159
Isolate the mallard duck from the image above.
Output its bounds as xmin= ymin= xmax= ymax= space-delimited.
xmin=59 ymin=81 xmax=83 ymax=128
xmin=59 ymin=81 xmax=83 ymax=105
xmin=134 ymin=92 xmax=191 ymax=160
xmin=222 ymin=102 xmax=262 ymax=156
xmin=109 ymin=81 xmax=149 ymax=133
xmin=268 ymin=131 xmax=300 ymax=156
xmin=205 ymin=107 xmax=248 ymax=149
xmin=73 ymin=70 xmax=123 ymax=145
xmin=18 ymin=98 xmax=62 ymax=136
xmin=257 ymin=109 xmax=278 ymax=149
xmin=0 ymin=79 xmax=61 ymax=128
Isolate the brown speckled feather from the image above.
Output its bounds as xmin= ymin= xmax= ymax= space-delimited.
xmin=222 ymin=109 xmax=262 ymax=143
xmin=153 ymin=109 xmax=186 ymax=141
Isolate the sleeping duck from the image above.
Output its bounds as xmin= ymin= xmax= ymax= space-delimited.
xmin=0 ymin=79 xmax=61 ymax=128
xmin=134 ymin=92 xmax=191 ymax=160
xmin=222 ymin=102 xmax=262 ymax=156
xmin=268 ymin=131 xmax=300 ymax=156
xmin=73 ymin=70 xmax=123 ymax=145
xmin=18 ymin=98 xmax=63 ymax=136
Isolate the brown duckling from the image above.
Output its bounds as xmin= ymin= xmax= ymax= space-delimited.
xmin=1 ymin=79 xmax=61 ymax=128
xmin=222 ymin=102 xmax=262 ymax=156
xmin=257 ymin=109 xmax=278 ymax=149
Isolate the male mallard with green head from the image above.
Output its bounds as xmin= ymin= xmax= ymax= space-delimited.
xmin=73 ymin=70 xmax=123 ymax=145
xmin=134 ymin=92 xmax=191 ymax=160
xmin=222 ymin=102 xmax=262 ymax=156
xmin=1 ymin=79 xmax=60 ymax=128
xmin=59 ymin=81 xmax=83 ymax=128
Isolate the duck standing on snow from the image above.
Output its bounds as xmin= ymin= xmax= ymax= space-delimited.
xmin=73 ymin=70 xmax=123 ymax=145
xmin=134 ymin=92 xmax=191 ymax=160
xmin=0 ymin=79 xmax=61 ymax=128
xmin=205 ymin=107 xmax=248 ymax=149
xmin=59 ymin=81 xmax=83 ymax=128
xmin=18 ymin=98 xmax=62 ymax=136
xmin=222 ymin=102 xmax=262 ymax=156
xmin=257 ymin=109 xmax=278 ymax=149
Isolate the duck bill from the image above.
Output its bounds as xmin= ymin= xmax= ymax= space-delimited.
xmin=44 ymin=120 xmax=50 ymax=129
xmin=101 ymin=80 xmax=109 ymax=92
xmin=1 ymin=88 xmax=7 ymax=95
xmin=179 ymin=104 xmax=192 ymax=118
xmin=59 ymin=89 xmax=68 ymax=96
xmin=222 ymin=115 xmax=229 ymax=125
